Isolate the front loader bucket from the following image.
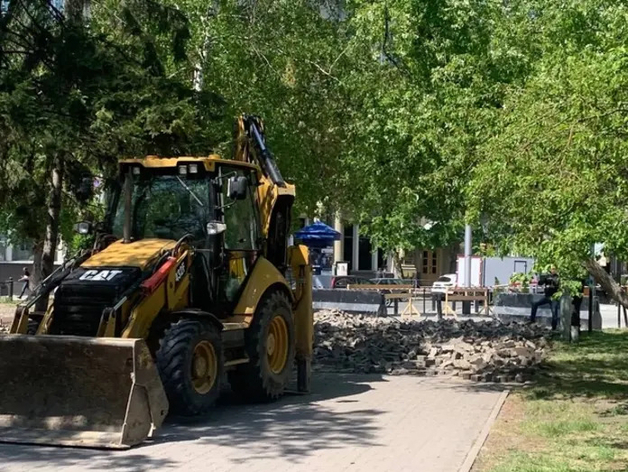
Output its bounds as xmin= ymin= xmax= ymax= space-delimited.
xmin=0 ymin=335 xmax=169 ymax=449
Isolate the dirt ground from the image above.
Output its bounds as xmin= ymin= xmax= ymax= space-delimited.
xmin=471 ymin=395 xmax=534 ymax=471
xmin=472 ymin=330 xmax=628 ymax=472
xmin=0 ymin=302 xmax=16 ymax=327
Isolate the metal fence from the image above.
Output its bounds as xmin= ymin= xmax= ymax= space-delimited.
xmin=0 ymin=278 xmax=14 ymax=300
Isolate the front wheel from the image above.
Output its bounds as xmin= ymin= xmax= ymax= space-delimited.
xmin=156 ymin=319 xmax=223 ymax=416
xmin=229 ymin=291 xmax=295 ymax=402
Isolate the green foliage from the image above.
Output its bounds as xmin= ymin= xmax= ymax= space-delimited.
xmin=332 ymin=0 xmax=537 ymax=253
xmin=151 ymin=0 xmax=355 ymax=216
xmin=2 ymin=0 xmax=627 ymax=285
xmin=467 ymin=1 xmax=628 ymax=278
xmin=509 ymin=272 xmax=533 ymax=287
xmin=0 ymin=0 xmax=225 ymax=252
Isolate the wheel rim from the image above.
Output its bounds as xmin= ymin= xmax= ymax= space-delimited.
xmin=191 ymin=340 xmax=218 ymax=395
xmin=267 ymin=315 xmax=289 ymax=375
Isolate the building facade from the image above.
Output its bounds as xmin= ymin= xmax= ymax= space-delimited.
xmin=295 ymin=215 xmax=457 ymax=283
xmin=0 ymin=236 xmax=65 ymax=283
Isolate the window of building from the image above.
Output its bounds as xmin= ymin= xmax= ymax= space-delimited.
xmin=12 ymin=240 xmax=34 ymax=261
xmin=402 ymin=253 xmax=414 ymax=266
xmin=358 ymin=236 xmax=372 ymax=271
xmin=0 ymin=236 xmax=7 ymax=262
xmin=422 ymin=250 xmax=438 ymax=275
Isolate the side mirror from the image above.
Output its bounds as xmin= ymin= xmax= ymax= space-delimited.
xmin=206 ymin=221 xmax=227 ymax=236
xmin=74 ymin=221 xmax=93 ymax=235
xmin=227 ymin=176 xmax=248 ymax=200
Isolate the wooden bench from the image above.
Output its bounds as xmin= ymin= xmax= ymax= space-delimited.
xmin=443 ymin=288 xmax=493 ymax=318
xmin=346 ymin=284 xmax=415 ymax=291
xmin=383 ymin=288 xmax=436 ymax=318
xmin=346 ymin=285 xmax=435 ymax=318
xmin=386 ymin=291 xmax=421 ymax=317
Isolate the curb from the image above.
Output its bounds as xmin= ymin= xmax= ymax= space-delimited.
xmin=458 ymin=388 xmax=510 ymax=472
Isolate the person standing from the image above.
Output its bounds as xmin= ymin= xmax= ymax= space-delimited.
xmin=18 ymin=267 xmax=30 ymax=299
xmin=530 ymin=266 xmax=560 ymax=330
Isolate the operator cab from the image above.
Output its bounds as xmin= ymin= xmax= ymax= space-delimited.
xmin=106 ymin=157 xmax=265 ymax=317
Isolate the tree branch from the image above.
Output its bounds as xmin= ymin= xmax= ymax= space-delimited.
xmin=304 ymin=58 xmax=341 ymax=83
xmin=382 ymin=4 xmax=410 ymax=76
xmin=585 ymin=258 xmax=628 ymax=309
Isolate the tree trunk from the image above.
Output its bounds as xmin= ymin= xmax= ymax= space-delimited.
xmin=193 ymin=3 xmax=218 ymax=91
xmin=393 ymin=251 xmax=404 ymax=278
xmin=560 ymin=295 xmax=572 ymax=341
xmin=65 ymin=0 xmax=89 ymax=22
xmin=193 ymin=38 xmax=209 ymax=92
xmin=35 ymin=165 xmax=62 ymax=312
xmin=41 ymin=165 xmax=62 ymax=281
xmin=31 ymin=241 xmax=44 ymax=287
xmin=585 ymin=258 xmax=628 ymax=309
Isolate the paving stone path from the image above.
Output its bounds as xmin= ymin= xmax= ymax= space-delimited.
xmin=0 ymin=374 xmax=505 ymax=472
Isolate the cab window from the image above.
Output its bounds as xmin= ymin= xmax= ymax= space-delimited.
xmin=219 ymin=167 xmax=260 ymax=251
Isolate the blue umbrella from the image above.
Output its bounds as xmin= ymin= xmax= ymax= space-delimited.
xmin=294 ymin=221 xmax=341 ymax=248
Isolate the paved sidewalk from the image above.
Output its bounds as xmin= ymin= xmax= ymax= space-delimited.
xmin=0 ymin=374 xmax=504 ymax=472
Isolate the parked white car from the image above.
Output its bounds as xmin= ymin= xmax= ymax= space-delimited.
xmin=432 ymin=274 xmax=457 ymax=294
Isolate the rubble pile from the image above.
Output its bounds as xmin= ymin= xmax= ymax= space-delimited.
xmin=313 ymin=310 xmax=550 ymax=382
xmin=0 ymin=319 xmax=8 ymax=334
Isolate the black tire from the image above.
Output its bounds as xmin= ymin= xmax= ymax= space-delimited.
xmin=27 ymin=318 xmax=40 ymax=335
xmin=229 ymin=291 xmax=295 ymax=402
xmin=156 ymin=319 xmax=223 ymax=416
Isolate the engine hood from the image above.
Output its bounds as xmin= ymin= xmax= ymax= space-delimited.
xmin=81 ymin=239 xmax=177 ymax=270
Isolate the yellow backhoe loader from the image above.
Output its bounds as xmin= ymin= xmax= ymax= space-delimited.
xmin=0 ymin=115 xmax=313 ymax=449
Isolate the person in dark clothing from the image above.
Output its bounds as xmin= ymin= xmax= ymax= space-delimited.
xmin=530 ymin=267 xmax=560 ymax=329
xmin=18 ymin=267 xmax=30 ymax=299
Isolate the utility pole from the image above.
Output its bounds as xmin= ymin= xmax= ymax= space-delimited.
xmin=463 ymin=224 xmax=472 ymax=315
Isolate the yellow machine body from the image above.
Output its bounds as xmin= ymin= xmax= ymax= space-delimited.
xmin=0 ymin=118 xmax=312 ymax=449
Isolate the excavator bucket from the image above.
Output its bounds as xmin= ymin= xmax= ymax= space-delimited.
xmin=0 ymin=335 xmax=169 ymax=449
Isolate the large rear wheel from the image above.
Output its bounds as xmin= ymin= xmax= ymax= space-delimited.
xmin=229 ymin=291 xmax=295 ymax=401
xmin=156 ymin=319 xmax=223 ymax=416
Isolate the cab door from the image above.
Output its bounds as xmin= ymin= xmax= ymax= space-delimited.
xmin=216 ymin=165 xmax=262 ymax=306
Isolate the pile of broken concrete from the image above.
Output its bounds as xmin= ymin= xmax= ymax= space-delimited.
xmin=314 ymin=310 xmax=550 ymax=383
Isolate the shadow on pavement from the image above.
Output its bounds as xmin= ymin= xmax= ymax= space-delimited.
xmin=0 ymin=448 xmax=178 ymax=472
xmin=0 ymin=373 xmax=385 ymax=469
xmin=414 ymin=376 xmax=509 ymax=395
xmin=155 ymin=373 xmax=385 ymax=464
